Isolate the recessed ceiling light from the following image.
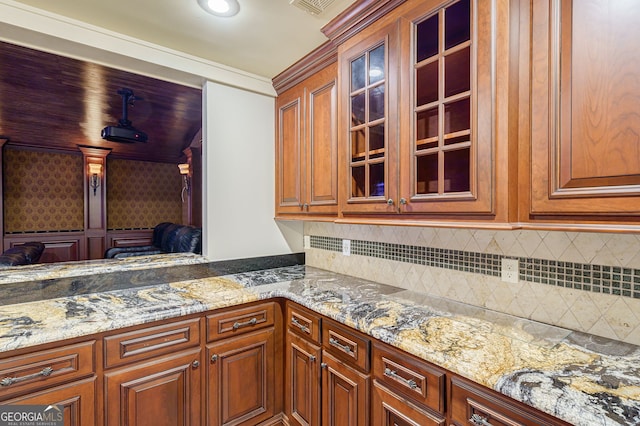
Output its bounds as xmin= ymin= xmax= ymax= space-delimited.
xmin=198 ymin=0 xmax=240 ymax=17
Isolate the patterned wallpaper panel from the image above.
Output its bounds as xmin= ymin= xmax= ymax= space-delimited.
xmin=107 ymin=159 xmax=183 ymax=230
xmin=3 ymin=149 xmax=84 ymax=233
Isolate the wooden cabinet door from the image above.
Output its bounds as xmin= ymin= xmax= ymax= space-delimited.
xmin=206 ymin=327 xmax=276 ymax=426
xmin=371 ymin=380 xmax=445 ymax=426
xmin=529 ymin=0 xmax=640 ymax=217
xmin=285 ymin=330 xmax=321 ymax=426
xmin=275 ymin=63 xmax=338 ymax=217
xmin=276 ymin=83 xmax=305 ymax=215
xmin=321 ymin=351 xmax=369 ymax=426
xmin=305 ymin=63 xmax=339 ymax=215
xmin=397 ymin=0 xmax=511 ymax=216
xmin=2 ymin=377 xmax=96 ymax=426
xmin=339 ymin=19 xmax=401 ymax=215
xmin=104 ymin=349 xmax=201 ymax=426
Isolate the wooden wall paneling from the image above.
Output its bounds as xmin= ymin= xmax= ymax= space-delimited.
xmin=0 ymin=138 xmax=7 ymax=251
xmin=106 ymin=230 xmax=154 ymax=249
xmin=4 ymin=233 xmax=84 ymax=263
xmin=79 ymin=146 xmax=111 ymax=260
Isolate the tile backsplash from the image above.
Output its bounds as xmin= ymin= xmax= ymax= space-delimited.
xmin=304 ymin=222 xmax=640 ymax=345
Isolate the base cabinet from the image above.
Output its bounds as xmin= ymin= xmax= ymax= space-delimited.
xmin=207 ymin=327 xmax=277 ymax=426
xmin=3 ymin=378 xmax=96 ymax=426
xmin=104 ymin=349 xmax=202 ymax=426
xmin=285 ymin=330 xmax=321 ymax=426
xmin=320 ymin=351 xmax=369 ymax=426
xmin=371 ymin=380 xmax=444 ymax=426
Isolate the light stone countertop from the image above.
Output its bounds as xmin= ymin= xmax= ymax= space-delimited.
xmin=0 ymin=260 xmax=638 ymax=426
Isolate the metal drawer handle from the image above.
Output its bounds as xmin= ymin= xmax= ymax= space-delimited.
xmin=383 ymin=368 xmax=418 ymax=390
xmin=329 ymin=337 xmax=352 ymax=354
xmin=470 ymin=414 xmax=493 ymax=426
xmin=1 ymin=366 xmax=54 ymax=387
xmin=291 ymin=317 xmax=310 ymax=334
xmin=233 ymin=317 xmax=257 ymax=330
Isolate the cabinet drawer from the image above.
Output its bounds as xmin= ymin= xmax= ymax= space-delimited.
xmin=0 ymin=341 xmax=95 ymax=399
xmin=450 ymin=377 xmax=566 ymax=426
xmin=104 ymin=317 xmax=200 ymax=369
xmin=206 ymin=302 xmax=275 ymax=342
xmin=372 ymin=380 xmax=445 ymax=426
xmin=322 ymin=319 xmax=369 ymax=372
xmin=286 ymin=302 xmax=321 ymax=344
xmin=373 ymin=342 xmax=445 ymax=414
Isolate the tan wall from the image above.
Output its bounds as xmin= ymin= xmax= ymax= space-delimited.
xmin=107 ymin=158 xmax=183 ymax=230
xmin=304 ymin=221 xmax=640 ymax=346
xmin=3 ymin=149 xmax=84 ymax=232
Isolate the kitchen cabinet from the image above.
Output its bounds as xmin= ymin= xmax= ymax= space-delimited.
xmin=0 ymin=341 xmax=97 ymax=426
xmin=103 ymin=318 xmax=202 ymax=426
xmin=275 ymin=62 xmax=339 ymax=217
xmin=285 ymin=303 xmax=322 ymax=426
xmin=104 ymin=349 xmax=202 ymax=426
xmin=320 ymin=318 xmax=370 ymax=426
xmin=449 ymin=376 xmax=565 ymax=426
xmin=526 ymin=0 xmax=640 ymax=220
xmin=339 ymin=0 xmax=515 ymax=218
xmin=206 ymin=302 xmax=281 ymax=426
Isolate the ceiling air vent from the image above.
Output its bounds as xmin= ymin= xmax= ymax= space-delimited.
xmin=289 ymin=0 xmax=337 ymax=16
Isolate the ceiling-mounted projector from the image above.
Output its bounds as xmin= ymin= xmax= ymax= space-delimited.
xmin=101 ymin=88 xmax=148 ymax=143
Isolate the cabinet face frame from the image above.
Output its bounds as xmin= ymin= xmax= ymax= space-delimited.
xmin=529 ymin=0 xmax=640 ymax=216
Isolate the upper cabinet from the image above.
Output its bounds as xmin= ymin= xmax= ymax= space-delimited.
xmin=276 ymin=62 xmax=339 ymax=218
xmin=339 ymin=19 xmax=400 ymax=214
xmin=526 ymin=0 xmax=640 ymax=220
xmin=338 ymin=0 xmax=516 ymax=218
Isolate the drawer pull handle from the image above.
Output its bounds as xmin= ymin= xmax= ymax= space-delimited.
xmin=233 ymin=318 xmax=257 ymax=330
xmin=329 ymin=337 xmax=352 ymax=354
xmin=291 ymin=317 xmax=310 ymax=333
xmin=384 ymin=368 xmax=418 ymax=390
xmin=1 ymin=366 xmax=54 ymax=387
xmin=470 ymin=414 xmax=493 ymax=426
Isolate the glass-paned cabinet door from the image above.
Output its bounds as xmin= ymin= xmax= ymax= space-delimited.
xmin=340 ymin=20 xmax=399 ymax=214
xmin=349 ymin=44 xmax=387 ymax=199
xmin=414 ymin=0 xmax=472 ymax=197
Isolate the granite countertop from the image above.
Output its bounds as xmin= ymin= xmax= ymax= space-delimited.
xmin=0 ymin=257 xmax=638 ymax=425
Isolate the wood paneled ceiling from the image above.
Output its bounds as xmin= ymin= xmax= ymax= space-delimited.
xmin=0 ymin=41 xmax=202 ymax=164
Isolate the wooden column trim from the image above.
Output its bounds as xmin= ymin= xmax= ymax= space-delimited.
xmin=181 ymin=148 xmax=193 ymax=226
xmin=0 ymin=138 xmax=7 ymax=250
xmin=79 ymin=146 xmax=111 ymax=260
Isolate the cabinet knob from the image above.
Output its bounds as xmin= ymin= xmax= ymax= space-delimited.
xmin=387 ymin=198 xmax=394 ymax=206
xmin=400 ymin=198 xmax=407 ymax=205
xmin=304 ymin=203 xmax=309 ymax=210
xmin=210 ymin=354 xmax=218 ymax=363
xmin=309 ymin=355 xmax=316 ymax=362
xmin=192 ymin=360 xmax=200 ymax=369
xmin=320 ymin=362 xmax=327 ymax=369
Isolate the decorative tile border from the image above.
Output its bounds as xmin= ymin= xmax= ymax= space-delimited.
xmin=310 ymin=235 xmax=640 ymax=299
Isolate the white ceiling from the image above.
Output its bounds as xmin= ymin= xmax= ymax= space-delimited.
xmin=9 ymin=0 xmax=356 ymax=79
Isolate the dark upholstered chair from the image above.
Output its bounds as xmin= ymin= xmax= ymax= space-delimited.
xmin=0 ymin=242 xmax=46 ymax=267
xmin=104 ymin=222 xmax=202 ymax=259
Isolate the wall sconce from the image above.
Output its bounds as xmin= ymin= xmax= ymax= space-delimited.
xmin=178 ymin=163 xmax=191 ymax=202
xmin=88 ymin=163 xmax=102 ymax=196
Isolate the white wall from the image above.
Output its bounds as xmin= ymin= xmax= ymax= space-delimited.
xmin=203 ymin=82 xmax=303 ymax=260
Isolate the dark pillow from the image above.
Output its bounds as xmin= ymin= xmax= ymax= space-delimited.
xmin=0 ymin=242 xmax=45 ymax=266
